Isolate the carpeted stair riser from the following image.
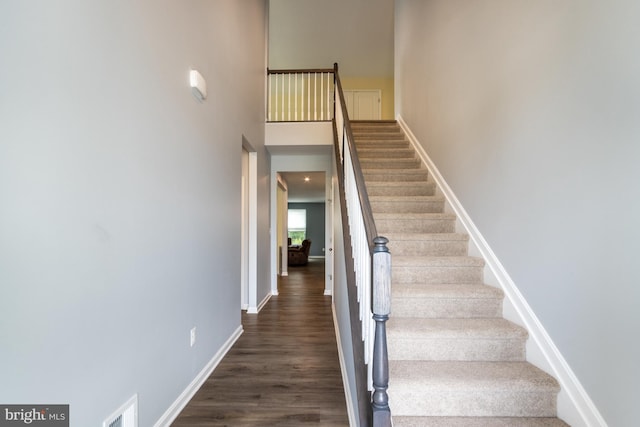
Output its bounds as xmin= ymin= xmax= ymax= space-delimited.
xmin=370 ymin=196 xmax=445 ymax=214
xmin=392 ymin=258 xmax=484 ymax=285
xmin=387 ymin=318 xmax=527 ymax=361
xmin=385 ymin=233 xmax=468 ymax=256
xmin=392 ymin=284 xmax=504 ymax=319
xmin=360 ymin=158 xmax=422 ymax=169
xmin=355 ymin=140 xmax=411 ymax=149
xmin=389 ymin=361 xmax=559 ymax=417
xmin=392 ymin=417 xmax=570 ymax=427
xmin=364 ymin=169 xmax=430 ymax=182
xmin=356 ymin=147 xmax=417 ymax=159
xmin=374 ymin=213 xmax=457 ymax=234
xmin=352 ymin=130 xmax=404 ymax=138
xmin=366 ymin=181 xmax=436 ymax=197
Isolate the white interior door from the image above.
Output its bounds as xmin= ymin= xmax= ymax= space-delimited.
xmin=344 ymin=90 xmax=381 ymax=120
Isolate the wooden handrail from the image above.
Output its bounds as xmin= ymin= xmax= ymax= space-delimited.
xmin=332 ymin=63 xmax=379 ymax=246
xmin=267 ymin=67 xmax=335 ymax=74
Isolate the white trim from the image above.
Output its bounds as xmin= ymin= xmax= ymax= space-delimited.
xmin=153 ymin=326 xmax=243 ymax=427
xmin=247 ymin=292 xmax=272 ymax=314
xmin=324 ymin=289 xmax=333 ymax=296
xmin=103 ymin=394 xmax=138 ymax=427
xmin=397 ymin=115 xmax=607 ymax=427
xmin=332 ymin=302 xmax=357 ymax=427
xmin=248 ymin=151 xmax=258 ymax=314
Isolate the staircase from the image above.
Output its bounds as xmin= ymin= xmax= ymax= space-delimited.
xmin=351 ymin=121 xmax=569 ymax=427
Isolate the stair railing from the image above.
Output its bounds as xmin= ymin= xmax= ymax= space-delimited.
xmin=266 ymin=64 xmax=392 ymax=425
xmin=332 ymin=63 xmax=392 ymax=427
xmin=267 ymin=68 xmax=334 ymax=122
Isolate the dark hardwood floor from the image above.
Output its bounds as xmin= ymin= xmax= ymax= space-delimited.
xmin=171 ymin=258 xmax=350 ymax=426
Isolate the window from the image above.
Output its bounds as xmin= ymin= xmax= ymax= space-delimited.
xmin=288 ymin=209 xmax=306 ymax=245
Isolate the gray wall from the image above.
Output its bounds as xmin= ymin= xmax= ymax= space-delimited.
xmin=288 ymin=202 xmax=326 ymax=257
xmin=0 ymin=1 xmax=269 ymax=426
xmin=268 ymin=0 xmax=394 ymax=78
xmin=395 ymin=1 xmax=640 ymax=425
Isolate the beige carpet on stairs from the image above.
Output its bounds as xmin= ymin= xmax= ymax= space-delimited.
xmin=351 ymin=121 xmax=569 ymax=427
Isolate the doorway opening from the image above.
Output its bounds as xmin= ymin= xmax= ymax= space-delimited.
xmin=276 ymin=171 xmax=332 ymax=296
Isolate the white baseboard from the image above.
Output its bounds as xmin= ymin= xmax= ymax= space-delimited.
xmin=397 ymin=116 xmax=607 ymax=427
xmin=153 ymin=325 xmax=243 ymax=427
xmin=248 ymin=292 xmax=272 ymax=314
xmin=332 ymin=302 xmax=358 ymax=427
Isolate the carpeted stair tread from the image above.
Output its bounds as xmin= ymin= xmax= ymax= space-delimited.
xmin=375 ymin=212 xmax=457 ymax=234
xmin=393 ymin=283 xmax=503 ymax=299
xmin=360 ymin=158 xmax=423 ymax=169
xmin=364 ymin=169 xmax=430 ymax=182
xmin=387 ymin=318 xmax=527 ymax=362
xmin=352 ymin=134 xmax=406 ymax=141
xmin=355 ymin=140 xmax=411 ymax=148
xmin=392 ymin=284 xmax=504 ymax=318
xmin=371 ymin=196 xmax=445 ymax=214
xmin=392 ymin=416 xmax=570 ymax=427
xmin=385 ymin=232 xmax=469 ymax=242
xmin=389 ymin=361 xmax=560 ymax=417
xmin=356 ymin=147 xmax=416 ymax=158
xmin=394 ymin=256 xmax=485 ymax=267
xmin=385 ymin=232 xmax=469 ymax=256
xmin=388 ymin=318 xmax=527 ymax=341
xmin=370 ymin=195 xmax=444 ymax=201
xmin=366 ymin=181 xmax=436 ymax=197
xmin=389 ymin=361 xmax=559 ymax=390
xmin=392 ymin=257 xmax=484 ymax=285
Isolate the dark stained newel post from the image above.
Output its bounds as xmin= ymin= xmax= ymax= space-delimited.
xmin=371 ymin=236 xmax=391 ymax=427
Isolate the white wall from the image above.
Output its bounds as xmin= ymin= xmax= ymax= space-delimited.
xmin=395 ymin=1 xmax=640 ymax=425
xmin=0 ymin=1 xmax=268 ymax=425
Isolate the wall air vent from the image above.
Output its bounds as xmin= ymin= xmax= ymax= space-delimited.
xmin=103 ymin=394 xmax=138 ymax=427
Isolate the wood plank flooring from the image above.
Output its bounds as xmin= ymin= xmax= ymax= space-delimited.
xmin=171 ymin=258 xmax=349 ymax=426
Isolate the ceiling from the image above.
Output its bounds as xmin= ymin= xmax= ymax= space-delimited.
xmin=280 ymin=171 xmax=327 ymax=203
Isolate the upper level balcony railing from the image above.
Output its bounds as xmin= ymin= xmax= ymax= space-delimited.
xmin=267 ymin=68 xmax=335 ymax=122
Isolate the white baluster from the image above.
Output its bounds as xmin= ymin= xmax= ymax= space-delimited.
xmin=327 ymin=73 xmax=331 ymax=120
xmin=280 ymin=74 xmax=284 ymax=121
xmin=307 ymin=73 xmax=311 ymax=120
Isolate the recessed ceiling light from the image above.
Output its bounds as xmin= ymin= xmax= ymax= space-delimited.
xmin=304 ymin=176 xmax=310 ymax=182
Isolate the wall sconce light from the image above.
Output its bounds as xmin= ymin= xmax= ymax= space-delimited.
xmin=190 ymin=69 xmax=207 ymax=102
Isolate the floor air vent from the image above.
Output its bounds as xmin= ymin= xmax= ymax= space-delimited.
xmin=103 ymin=394 xmax=138 ymax=427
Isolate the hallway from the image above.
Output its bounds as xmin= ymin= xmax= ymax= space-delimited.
xmin=171 ymin=258 xmax=349 ymax=426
